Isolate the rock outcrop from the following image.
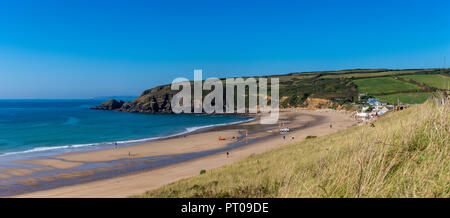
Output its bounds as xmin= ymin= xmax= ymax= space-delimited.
xmin=91 ymin=99 xmax=125 ymax=110
xmin=91 ymin=85 xmax=177 ymax=113
xmin=304 ymin=97 xmax=334 ymax=109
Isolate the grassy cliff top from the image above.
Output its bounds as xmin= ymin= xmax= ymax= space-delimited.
xmin=132 ymin=68 xmax=449 ymax=109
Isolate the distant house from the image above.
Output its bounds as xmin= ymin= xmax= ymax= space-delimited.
xmin=367 ymin=98 xmax=378 ymax=104
xmin=361 ymin=106 xmax=369 ymax=112
xmin=356 ymin=112 xmax=369 ymax=119
xmin=378 ymin=107 xmax=389 ymax=115
xmin=358 ymin=93 xmax=367 ymax=101
xmin=367 ymin=98 xmax=387 ymax=106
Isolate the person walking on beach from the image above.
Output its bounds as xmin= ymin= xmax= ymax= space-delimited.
xmin=245 ymin=130 xmax=248 ymax=144
xmin=226 ymin=152 xmax=229 ymax=158
xmin=114 ymin=142 xmax=118 ymax=149
xmin=128 ymin=151 xmax=131 ymax=159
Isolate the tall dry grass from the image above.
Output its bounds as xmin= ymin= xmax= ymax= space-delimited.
xmin=138 ymin=98 xmax=449 ymax=198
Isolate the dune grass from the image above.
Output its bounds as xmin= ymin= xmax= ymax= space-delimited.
xmin=138 ymin=98 xmax=449 ymax=198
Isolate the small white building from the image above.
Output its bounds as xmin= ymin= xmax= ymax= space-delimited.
xmin=356 ymin=112 xmax=369 ymax=118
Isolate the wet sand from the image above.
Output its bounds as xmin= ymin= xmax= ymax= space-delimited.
xmin=12 ymin=130 xmax=241 ymax=169
xmin=9 ymin=110 xmax=357 ymax=198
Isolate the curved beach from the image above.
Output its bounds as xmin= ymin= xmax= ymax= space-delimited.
xmin=3 ymin=110 xmax=357 ymax=197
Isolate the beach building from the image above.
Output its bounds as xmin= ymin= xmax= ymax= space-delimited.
xmin=355 ymin=97 xmax=392 ymax=122
xmin=356 ymin=112 xmax=370 ymax=120
xmin=377 ymin=107 xmax=389 ymax=115
xmin=358 ymin=93 xmax=367 ymax=101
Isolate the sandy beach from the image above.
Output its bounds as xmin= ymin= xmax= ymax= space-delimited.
xmin=6 ymin=110 xmax=357 ymax=198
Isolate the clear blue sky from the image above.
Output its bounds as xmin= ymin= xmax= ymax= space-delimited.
xmin=0 ymin=0 xmax=449 ymax=99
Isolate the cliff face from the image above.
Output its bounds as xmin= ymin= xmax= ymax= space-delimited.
xmin=91 ymin=85 xmax=177 ymax=113
xmin=304 ymin=97 xmax=334 ymax=109
xmin=91 ymin=99 xmax=125 ymax=110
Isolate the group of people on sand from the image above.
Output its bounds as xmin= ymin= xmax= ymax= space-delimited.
xmin=112 ymin=142 xmax=133 ymax=160
xmin=280 ymin=123 xmax=334 ymax=141
xmin=225 ymin=130 xmax=249 ymax=158
xmin=282 ymin=135 xmax=295 ymax=140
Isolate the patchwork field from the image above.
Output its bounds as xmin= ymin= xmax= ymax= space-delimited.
xmin=400 ymin=74 xmax=450 ymax=90
xmin=376 ymin=92 xmax=432 ymax=104
xmin=104 ymin=68 xmax=448 ymax=110
xmin=353 ymin=77 xmax=422 ymax=95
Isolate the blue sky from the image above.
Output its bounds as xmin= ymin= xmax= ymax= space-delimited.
xmin=0 ymin=0 xmax=449 ymax=99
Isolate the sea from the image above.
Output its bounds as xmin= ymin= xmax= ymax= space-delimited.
xmin=0 ymin=99 xmax=252 ymax=161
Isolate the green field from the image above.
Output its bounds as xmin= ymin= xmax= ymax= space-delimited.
xmin=376 ymin=92 xmax=432 ymax=104
xmin=138 ymin=100 xmax=449 ymax=198
xmin=400 ymin=74 xmax=450 ymax=90
xmin=124 ymin=69 xmax=448 ymax=111
xmin=321 ymin=70 xmax=428 ymax=79
xmin=353 ymin=77 xmax=421 ymax=94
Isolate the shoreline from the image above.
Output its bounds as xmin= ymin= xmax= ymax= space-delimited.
xmin=2 ymin=110 xmax=357 ymax=197
xmin=0 ymin=115 xmax=256 ymax=162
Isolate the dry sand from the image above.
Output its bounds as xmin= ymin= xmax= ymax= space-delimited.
xmin=12 ymin=110 xmax=356 ymax=198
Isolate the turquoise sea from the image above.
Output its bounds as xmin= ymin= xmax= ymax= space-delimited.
xmin=0 ymin=99 xmax=251 ymax=159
